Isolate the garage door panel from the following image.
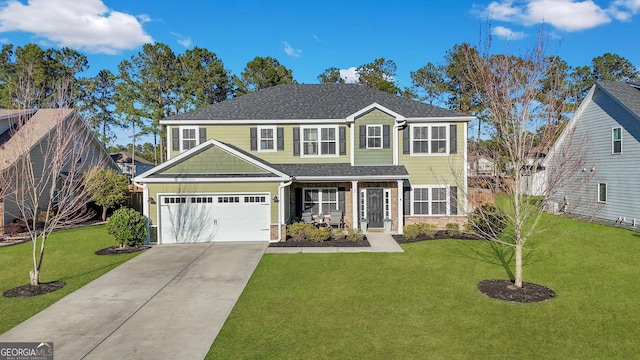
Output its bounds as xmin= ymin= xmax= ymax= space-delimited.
xmin=159 ymin=194 xmax=270 ymax=244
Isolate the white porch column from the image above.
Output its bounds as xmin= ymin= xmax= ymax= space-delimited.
xmin=397 ymin=180 xmax=404 ymax=235
xmin=352 ymin=180 xmax=359 ymax=230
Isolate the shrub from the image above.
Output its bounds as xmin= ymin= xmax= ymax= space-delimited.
xmin=403 ymin=223 xmax=437 ymax=240
xmin=331 ymin=228 xmax=346 ymax=240
xmin=287 ymin=222 xmax=316 ymax=242
xmin=467 ymin=205 xmax=507 ymax=236
xmin=309 ymin=227 xmax=332 ymax=242
xmin=346 ymin=228 xmax=365 ymax=242
xmin=106 ymin=208 xmax=148 ymax=247
xmin=445 ymin=222 xmax=460 ymax=231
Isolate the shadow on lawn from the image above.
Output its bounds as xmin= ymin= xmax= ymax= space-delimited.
xmin=446 ymin=239 xmax=552 ymax=281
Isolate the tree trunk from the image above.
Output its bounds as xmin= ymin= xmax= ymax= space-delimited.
xmin=102 ymin=206 xmax=108 ymax=221
xmin=30 ymin=269 xmax=39 ymax=286
xmin=514 ymin=242 xmax=523 ymax=288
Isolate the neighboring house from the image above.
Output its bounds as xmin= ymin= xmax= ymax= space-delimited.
xmin=548 ymin=80 xmax=640 ymax=222
xmin=134 ymin=84 xmax=474 ymax=244
xmin=110 ymin=151 xmax=154 ymax=179
xmin=0 ymin=109 xmax=115 ymax=232
xmin=468 ymin=155 xmax=498 ymax=177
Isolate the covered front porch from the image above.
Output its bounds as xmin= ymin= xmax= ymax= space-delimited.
xmin=274 ymin=163 xmax=409 ymax=235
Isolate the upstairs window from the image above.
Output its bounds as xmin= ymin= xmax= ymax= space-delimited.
xmin=182 ymin=127 xmax=197 ymax=151
xmin=411 ymin=125 xmax=448 ymax=155
xmin=259 ymin=126 xmax=276 ymax=152
xmin=612 ymin=127 xmax=622 ymax=154
xmin=302 ymin=126 xmax=337 ymax=157
xmin=367 ymin=125 xmax=383 ymax=149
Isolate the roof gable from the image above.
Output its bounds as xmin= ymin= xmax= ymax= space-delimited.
xmin=135 ymin=139 xmax=290 ymax=182
xmin=162 ymin=84 xmax=471 ymax=123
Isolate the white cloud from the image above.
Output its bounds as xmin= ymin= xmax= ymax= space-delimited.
xmin=339 ymin=67 xmax=359 ymax=83
xmin=481 ymin=0 xmax=617 ymax=32
xmin=170 ymin=32 xmax=192 ymax=48
xmin=283 ymin=42 xmax=302 ymax=57
xmin=0 ymin=0 xmax=152 ymax=54
xmin=491 ymin=25 xmax=527 ymax=39
xmin=137 ymin=14 xmax=152 ymax=23
xmin=609 ymin=0 xmax=640 ymax=20
xmin=312 ymin=34 xmax=321 ymax=42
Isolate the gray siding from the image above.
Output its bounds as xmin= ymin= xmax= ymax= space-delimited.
xmin=553 ymin=88 xmax=640 ymax=223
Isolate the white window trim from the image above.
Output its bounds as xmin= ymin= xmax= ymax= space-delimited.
xmin=612 ymin=127 xmax=622 ymax=154
xmin=258 ymin=126 xmax=277 ymax=152
xmin=597 ymin=182 xmax=607 ymax=203
xmin=180 ymin=126 xmax=199 ymax=152
xmin=360 ymin=188 xmax=392 ymax=220
xmin=300 ymin=125 xmax=339 ymax=158
xmin=409 ymin=124 xmax=449 ymax=156
xmin=411 ymin=185 xmax=450 ymax=216
xmin=366 ymin=125 xmax=383 ymax=149
xmin=303 ymin=188 xmax=339 ymax=216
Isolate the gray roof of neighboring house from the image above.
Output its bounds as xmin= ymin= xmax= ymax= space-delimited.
xmin=164 ymin=84 xmax=469 ymax=121
xmin=597 ymin=80 xmax=640 ymax=119
xmin=110 ymin=152 xmax=154 ymax=166
xmin=274 ymin=163 xmax=409 ymax=178
xmin=0 ymin=109 xmax=75 ymax=171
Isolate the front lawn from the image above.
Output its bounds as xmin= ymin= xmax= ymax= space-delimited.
xmin=208 ymin=214 xmax=640 ymax=359
xmin=0 ymin=225 xmax=140 ymax=334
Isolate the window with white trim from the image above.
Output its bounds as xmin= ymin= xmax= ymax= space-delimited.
xmin=598 ymin=183 xmax=607 ymax=203
xmin=303 ymin=188 xmax=338 ymax=215
xmin=612 ymin=127 xmax=622 ymax=154
xmin=301 ymin=126 xmax=337 ymax=156
xmin=181 ymin=127 xmax=198 ymax=151
xmin=412 ymin=186 xmax=449 ymax=215
xmin=411 ymin=124 xmax=448 ymax=155
xmin=258 ymin=126 xmax=276 ymax=152
xmin=367 ymin=125 xmax=382 ymax=149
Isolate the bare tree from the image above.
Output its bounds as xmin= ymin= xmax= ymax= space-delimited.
xmin=5 ymin=106 xmax=107 ymax=285
xmin=460 ymin=30 xmax=593 ymax=288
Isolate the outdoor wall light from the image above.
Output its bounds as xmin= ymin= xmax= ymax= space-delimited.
xmin=148 ymin=196 xmax=156 ymax=204
xmin=272 ymin=195 xmax=279 ymax=203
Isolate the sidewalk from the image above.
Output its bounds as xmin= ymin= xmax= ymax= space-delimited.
xmin=265 ymin=232 xmax=403 ymax=254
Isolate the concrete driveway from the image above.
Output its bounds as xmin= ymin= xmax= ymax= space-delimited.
xmin=0 ymin=242 xmax=267 ymax=360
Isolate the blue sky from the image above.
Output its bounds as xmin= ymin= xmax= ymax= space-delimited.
xmin=0 ymin=0 xmax=639 ymax=144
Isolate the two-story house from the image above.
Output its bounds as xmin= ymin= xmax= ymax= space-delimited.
xmin=134 ymin=84 xmax=473 ymax=243
xmin=548 ymin=80 xmax=640 ymax=223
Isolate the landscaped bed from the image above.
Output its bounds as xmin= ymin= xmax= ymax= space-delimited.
xmin=271 ymin=223 xmax=369 ymax=247
xmin=207 ymin=213 xmax=640 ymax=359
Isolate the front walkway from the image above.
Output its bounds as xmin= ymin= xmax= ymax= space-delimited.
xmin=0 ymin=242 xmax=267 ymax=360
xmin=265 ymin=232 xmax=403 ymax=254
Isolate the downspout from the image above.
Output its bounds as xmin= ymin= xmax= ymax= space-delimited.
xmin=275 ymin=178 xmax=293 ymax=243
xmin=393 ymin=120 xmax=407 ymax=165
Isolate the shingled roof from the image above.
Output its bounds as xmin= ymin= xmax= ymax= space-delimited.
xmin=164 ymin=84 xmax=469 ymax=121
xmin=597 ymin=80 xmax=640 ymax=119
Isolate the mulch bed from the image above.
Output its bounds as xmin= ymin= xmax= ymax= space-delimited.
xmin=269 ymin=238 xmax=370 ymax=247
xmin=0 ymin=237 xmax=30 ymax=247
xmin=3 ymin=281 xmax=66 ymax=298
xmin=393 ymin=231 xmax=482 ymax=244
xmin=95 ymin=245 xmax=151 ymax=255
xmin=477 ymin=279 xmax=555 ymax=303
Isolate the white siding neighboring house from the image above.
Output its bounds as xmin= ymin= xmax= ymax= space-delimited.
xmin=546 ymin=80 xmax=640 ymax=223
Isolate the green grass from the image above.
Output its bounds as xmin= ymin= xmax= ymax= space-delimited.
xmin=0 ymin=225 xmax=140 ymax=334
xmin=207 ymin=214 xmax=640 ymax=359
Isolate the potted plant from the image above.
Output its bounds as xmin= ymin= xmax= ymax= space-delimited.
xmin=384 ymin=218 xmax=392 ymax=233
xmin=360 ymin=218 xmax=368 ymax=232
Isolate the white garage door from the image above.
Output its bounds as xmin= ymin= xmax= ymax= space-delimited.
xmin=159 ymin=194 xmax=271 ymax=243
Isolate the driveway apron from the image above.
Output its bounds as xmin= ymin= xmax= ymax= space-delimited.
xmin=0 ymin=242 xmax=268 ymax=360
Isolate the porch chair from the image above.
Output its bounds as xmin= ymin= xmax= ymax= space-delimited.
xmin=301 ymin=211 xmax=314 ymax=225
xmin=328 ymin=210 xmax=343 ymax=228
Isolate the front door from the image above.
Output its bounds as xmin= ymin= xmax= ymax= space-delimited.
xmin=366 ymin=189 xmax=384 ymax=228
